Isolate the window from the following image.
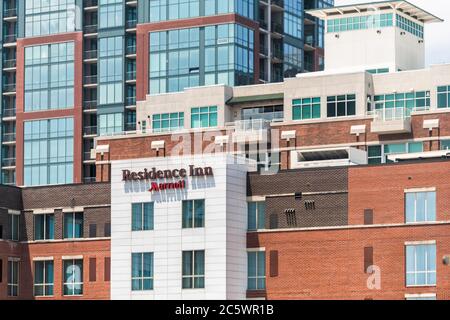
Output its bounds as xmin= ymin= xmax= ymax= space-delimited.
xmin=405 ymin=294 xmax=436 ymax=300
xmin=441 ymin=140 xmax=450 ymax=150
xmin=366 ymin=68 xmax=389 ymax=74
xmin=182 ymin=200 xmax=205 ymax=229
xmin=131 ymin=253 xmax=154 ymax=291
xmin=99 ymin=113 xmax=123 ymax=136
xmin=99 ymin=0 xmax=123 ymax=29
xmin=191 ymin=106 xmax=218 ymax=128
xmin=368 ymin=142 xmax=423 ymax=164
xmin=327 ymin=94 xmax=356 ymax=117
xmin=396 ymin=14 xmax=424 ymax=39
xmin=34 ymin=214 xmax=54 ymax=240
xmin=405 ymin=192 xmax=436 ymax=223
xmin=248 ymin=202 xmax=265 ymax=231
xmin=372 ymin=91 xmax=430 ymax=119
xmin=283 ymin=43 xmax=303 ymax=78
xmin=327 ymin=13 xmax=393 ymax=33
xmin=24 ymin=117 xmax=74 ymax=186
xmin=25 ymin=0 xmax=76 ymax=37
xmin=437 ymin=86 xmax=450 ymax=108
xmin=132 ymin=202 xmax=154 ymax=231
xmin=247 ymin=251 xmax=265 ymax=290
xmin=8 ymin=213 xmax=19 ymax=241
xmin=24 ymin=42 xmax=75 ymax=112
xmin=34 ymin=260 xmax=54 ymax=297
xmin=406 ymin=243 xmax=436 ymax=286
xmin=8 ymin=260 xmax=19 ymax=297
xmin=99 ymin=36 xmax=124 ymax=105
xmin=293 ymin=97 xmax=321 ymax=120
xmin=64 ymin=212 xmax=83 ymax=239
xmin=149 ymin=24 xmax=254 ymax=94
xmin=152 ymin=112 xmax=184 ymax=133
xmin=241 ymin=105 xmax=283 ymax=122
xmin=63 ymin=259 xmax=83 ymax=295
xmin=182 ymin=250 xmax=205 ymax=289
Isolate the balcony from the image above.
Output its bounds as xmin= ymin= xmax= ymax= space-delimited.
xmin=369 ymin=107 xmax=419 ymax=134
xmin=2 ymin=132 xmax=16 ymax=143
xmin=84 ymin=0 xmax=98 ymax=7
xmin=84 ymin=126 xmax=97 ymax=136
xmin=2 ymin=158 xmax=16 ymax=168
xmin=3 ymin=8 xmax=17 ymax=18
xmin=126 ymin=70 xmax=136 ymax=81
xmin=271 ymin=22 xmax=283 ymax=35
xmin=3 ymin=34 xmax=17 ymax=43
xmin=84 ymin=75 xmax=97 ymax=85
xmin=126 ymin=45 xmax=136 ymax=55
xmin=3 ymin=59 xmax=16 ymax=69
xmin=126 ymin=19 xmax=137 ymax=29
xmin=84 ymin=151 xmax=94 ymax=161
xmin=84 ymin=177 xmax=97 ymax=183
xmin=305 ymin=35 xmax=315 ymax=47
xmin=229 ymin=119 xmax=271 ymax=143
xmin=126 ymin=96 xmax=136 ymax=106
xmin=83 ymin=100 xmax=97 ymax=111
xmin=83 ymin=24 xmax=98 ymax=34
xmin=84 ymin=50 xmax=98 ymax=60
xmin=2 ymin=108 xmax=16 ymax=118
xmin=2 ymin=83 xmax=16 ymax=93
xmin=125 ymin=123 xmax=136 ymax=132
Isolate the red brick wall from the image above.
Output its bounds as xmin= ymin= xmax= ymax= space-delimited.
xmin=348 ymin=161 xmax=450 ymax=225
xmin=19 ymin=240 xmax=111 ymax=300
xmin=248 ymin=224 xmax=450 ymax=300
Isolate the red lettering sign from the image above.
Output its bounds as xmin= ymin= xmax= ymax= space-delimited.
xmin=149 ymin=180 xmax=186 ymax=192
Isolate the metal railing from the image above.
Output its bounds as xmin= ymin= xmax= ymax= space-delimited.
xmin=232 ymin=119 xmax=271 ymax=132
xmin=125 ymin=123 xmax=136 ymax=132
xmin=2 ymin=158 xmax=16 ymax=167
xmin=84 ymin=126 xmax=97 ymax=136
xmin=126 ymin=70 xmax=136 ymax=81
xmin=83 ymin=151 xmax=93 ymax=161
xmin=3 ymin=8 xmax=17 ymax=18
xmin=3 ymin=59 xmax=16 ymax=68
xmin=126 ymin=96 xmax=136 ymax=106
xmin=126 ymin=45 xmax=136 ymax=55
xmin=369 ymin=106 xmax=430 ymax=122
xmin=83 ymin=50 xmax=98 ymax=59
xmin=84 ymin=0 xmax=98 ymax=7
xmin=3 ymin=34 xmax=17 ymax=43
xmin=126 ymin=19 xmax=137 ymax=29
xmin=83 ymin=177 xmax=97 ymax=183
xmin=2 ymin=108 xmax=16 ymax=117
xmin=83 ymin=100 xmax=97 ymax=110
xmin=83 ymin=24 xmax=98 ymax=34
xmin=84 ymin=75 xmax=97 ymax=85
xmin=305 ymin=35 xmax=314 ymax=46
xmin=2 ymin=83 xmax=16 ymax=92
xmin=271 ymin=22 xmax=283 ymax=34
xmin=2 ymin=132 xmax=16 ymax=142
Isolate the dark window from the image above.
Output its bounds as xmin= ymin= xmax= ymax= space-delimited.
xmin=364 ymin=209 xmax=374 ymax=225
xmin=104 ymin=257 xmax=111 ymax=282
xmin=364 ymin=247 xmax=374 ymax=273
xmin=89 ymin=258 xmax=96 ymax=282
xmin=0 ymin=225 xmax=3 ymax=239
xmin=269 ymin=214 xmax=278 ymax=229
xmin=269 ymin=251 xmax=278 ymax=277
xmin=104 ymin=223 xmax=111 ymax=237
xmin=0 ymin=259 xmax=2 ymax=283
xmin=89 ymin=224 xmax=97 ymax=238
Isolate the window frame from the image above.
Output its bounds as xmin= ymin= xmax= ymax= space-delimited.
xmin=182 ymin=250 xmax=205 ymax=289
xmin=8 ymin=213 xmax=20 ymax=241
xmin=326 ymin=94 xmax=356 ymax=118
xmin=131 ymin=202 xmax=154 ymax=231
xmin=247 ymin=201 xmax=266 ymax=231
xmin=34 ymin=213 xmax=55 ymax=241
xmin=63 ymin=212 xmax=84 ymax=240
xmin=63 ymin=259 xmax=84 ymax=296
xmin=405 ymin=243 xmax=436 ymax=287
xmin=247 ymin=250 xmax=266 ymax=291
xmin=7 ymin=259 xmax=19 ymax=297
xmin=292 ymin=97 xmax=321 ymax=120
xmin=405 ymin=191 xmax=436 ymax=223
xmin=34 ymin=260 xmax=54 ymax=297
xmin=182 ymin=199 xmax=205 ymax=229
xmin=131 ymin=252 xmax=154 ymax=291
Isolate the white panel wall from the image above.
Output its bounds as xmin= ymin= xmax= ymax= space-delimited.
xmin=110 ymin=154 xmax=253 ymax=300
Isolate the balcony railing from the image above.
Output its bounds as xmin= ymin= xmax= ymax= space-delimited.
xmin=83 ymin=24 xmax=98 ymax=34
xmin=2 ymin=108 xmax=16 ymax=117
xmin=370 ymin=106 xmax=429 ymax=122
xmin=126 ymin=45 xmax=136 ymax=55
xmin=2 ymin=83 xmax=16 ymax=92
xmin=126 ymin=70 xmax=136 ymax=81
xmin=233 ymin=119 xmax=271 ymax=132
xmin=3 ymin=59 xmax=16 ymax=68
xmin=271 ymin=22 xmax=283 ymax=34
xmin=3 ymin=8 xmax=17 ymax=18
xmin=2 ymin=158 xmax=16 ymax=167
xmin=126 ymin=96 xmax=136 ymax=106
xmin=3 ymin=34 xmax=17 ymax=43
xmin=83 ymin=100 xmax=97 ymax=110
xmin=2 ymin=132 xmax=16 ymax=142
xmin=84 ymin=177 xmax=97 ymax=183
xmin=84 ymin=75 xmax=97 ymax=85
xmin=84 ymin=126 xmax=97 ymax=136
xmin=125 ymin=123 xmax=136 ymax=132
xmin=126 ymin=19 xmax=137 ymax=29
xmin=305 ymin=35 xmax=314 ymax=46
xmin=83 ymin=50 xmax=98 ymax=60
xmin=84 ymin=151 xmax=93 ymax=161
xmin=84 ymin=0 xmax=98 ymax=7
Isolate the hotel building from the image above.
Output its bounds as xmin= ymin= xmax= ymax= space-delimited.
xmin=1 ymin=0 xmax=450 ymax=300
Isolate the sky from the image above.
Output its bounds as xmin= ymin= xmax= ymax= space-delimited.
xmin=333 ymin=0 xmax=450 ymax=66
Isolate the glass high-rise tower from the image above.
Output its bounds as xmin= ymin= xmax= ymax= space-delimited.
xmin=0 ymin=0 xmax=332 ymax=187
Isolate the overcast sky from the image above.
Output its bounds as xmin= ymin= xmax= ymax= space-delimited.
xmin=333 ymin=0 xmax=450 ymax=66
